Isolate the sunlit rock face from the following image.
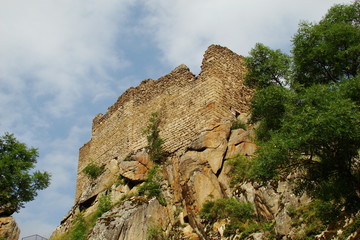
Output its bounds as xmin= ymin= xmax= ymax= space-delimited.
xmin=0 ymin=216 xmax=20 ymax=240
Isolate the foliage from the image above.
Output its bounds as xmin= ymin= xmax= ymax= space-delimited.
xmin=245 ymin=1 xmax=360 ymax=212
xmin=249 ymin=85 xmax=294 ymax=141
xmin=60 ymin=194 xmax=113 ymax=240
xmin=144 ymin=112 xmax=166 ymax=164
xmin=245 ymin=43 xmax=291 ymax=89
xmin=235 ymin=221 xmax=275 ymax=240
xmin=115 ymin=175 xmax=126 ymax=187
xmin=138 ymin=165 xmax=166 ymax=206
xmin=82 ymin=162 xmax=104 ymax=180
xmin=147 ymin=223 xmax=167 ymax=240
xmin=292 ymin=1 xmax=359 ymax=86
xmin=227 ymin=155 xmax=253 ymax=185
xmin=200 ymin=198 xmax=253 ymax=222
xmin=230 ymin=119 xmax=247 ymax=130
xmin=200 ymin=198 xmax=276 ymax=238
xmin=70 ymin=213 xmax=87 ymax=240
xmin=289 ymin=200 xmax=340 ymax=239
xmin=96 ymin=194 xmax=112 ymax=217
xmin=200 ymin=198 xmax=255 ymax=236
xmin=339 ymin=214 xmax=360 ymax=240
xmin=0 ymin=133 xmax=51 ymax=216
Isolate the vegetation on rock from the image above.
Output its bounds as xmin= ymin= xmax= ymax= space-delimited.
xmin=54 ymin=193 xmax=113 ymax=240
xmin=230 ymin=119 xmax=247 ymax=130
xmin=146 ymin=223 xmax=167 ymax=240
xmin=144 ymin=112 xmax=167 ymax=164
xmin=138 ymin=165 xmax=166 ymax=206
xmin=200 ymin=198 xmax=275 ymax=238
xmin=82 ymin=162 xmax=104 ymax=180
xmin=0 ymin=133 xmax=51 ymax=216
xmin=138 ymin=112 xmax=167 ymax=205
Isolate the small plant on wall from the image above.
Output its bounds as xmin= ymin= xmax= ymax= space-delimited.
xmin=144 ymin=112 xmax=167 ymax=164
xmin=82 ymin=162 xmax=104 ymax=180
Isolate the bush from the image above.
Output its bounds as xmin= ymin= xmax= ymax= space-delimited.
xmin=231 ymin=119 xmax=247 ymax=130
xmin=70 ymin=213 xmax=87 ymax=240
xmin=138 ymin=165 xmax=166 ymax=206
xmin=82 ymin=162 xmax=104 ymax=180
xmin=289 ymin=200 xmax=339 ymax=239
xmin=200 ymin=198 xmax=253 ymax=222
xmin=97 ymin=194 xmax=112 ymax=217
xmin=227 ymin=155 xmax=253 ymax=185
xmin=144 ymin=112 xmax=167 ymax=164
xmin=147 ymin=224 xmax=167 ymax=240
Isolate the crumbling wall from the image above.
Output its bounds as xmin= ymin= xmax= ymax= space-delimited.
xmin=75 ymin=45 xmax=253 ymax=202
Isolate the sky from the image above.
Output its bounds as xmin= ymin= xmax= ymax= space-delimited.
xmin=0 ymin=0 xmax=353 ymax=238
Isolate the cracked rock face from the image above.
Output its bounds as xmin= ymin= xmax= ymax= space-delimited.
xmin=89 ymin=197 xmax=170 ymax=240
xmin=0 ymin=216 xmax=20 ymax=240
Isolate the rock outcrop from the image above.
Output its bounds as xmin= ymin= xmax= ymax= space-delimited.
xmin=0 ymin=216 xmax=20 ymax=240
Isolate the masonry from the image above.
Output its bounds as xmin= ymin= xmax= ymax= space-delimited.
xmin=75 ymin=44 xmax=253 ymax=202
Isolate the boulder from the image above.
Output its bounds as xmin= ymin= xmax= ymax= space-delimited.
xmin=226 ymin=129 xmax=257 ymax=159
xmin=88 ymin=197 xmax=170 ymax=240
xmin=191 ymin=167 xmax=223 ymax=212
xmin=0 ymin=216 xmax=20 ymax=240
xmin=119 ymin=150 xmax=152 ymax=182
xmin=189 ymin=124 xmax=230 ymax=151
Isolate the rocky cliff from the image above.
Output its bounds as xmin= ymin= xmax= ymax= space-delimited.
xmin=50 ymin=45 xmax=360 ymax=240
xmin=0 ymin=216 xmax=20 ymax=240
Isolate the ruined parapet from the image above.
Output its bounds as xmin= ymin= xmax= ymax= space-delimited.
xmin=75 ymin=44 xmax=253 ymax=203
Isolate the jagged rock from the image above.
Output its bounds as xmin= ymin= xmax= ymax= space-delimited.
xmin=89 ymin=197 xmax=170 ymax=240
xmin=189 ymin=124 xmax=230 ymax=151
xmin=248 ymin=232 xmax=266 ymax=240
xmin=213 ymin=219 xmax=227 ymax=237
xmin=0 ymin=216 xmax=20 ymax=240
xmin=226 ymin=129 xmax=257 ymax=159
xmin=191 ymin=167 xmax=223 ymax=212
xmin=119 ymin=150 xmax=152 ymax=182
xmin=119 ymin=161 xmax=148 ymax=181
xmin=218 ymin=161 xmax=233 ymax=198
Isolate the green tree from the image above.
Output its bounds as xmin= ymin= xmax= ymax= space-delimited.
xmin=292 ymin=0 xmax=359 ymax=86
xmin=245 ymin=1 xmax=360 ymax=211
xmin=0 ymin=133 xmax=51 ymax=216
xmin=245 ymin=43 xmax=291 ymax=89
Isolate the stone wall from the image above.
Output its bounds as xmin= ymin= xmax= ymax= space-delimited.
xmin=75 ymin=45 xmax=253 ymax=202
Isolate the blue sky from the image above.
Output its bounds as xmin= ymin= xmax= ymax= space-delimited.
xmin=0 ymin=0 xmax=353 ymax=238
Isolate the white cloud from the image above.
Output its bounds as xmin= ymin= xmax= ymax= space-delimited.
xmin=0 ymin=0 xmax=135 ymax=119
xmin=140 ymin=0 xmax=354 ymax=73
xmin=0 ymin=1 xmax=139 ymax=238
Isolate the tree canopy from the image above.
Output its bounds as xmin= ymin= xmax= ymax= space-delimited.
xmin=245 ymin=0 xmax=360 ymax=211
xmin=0 ymin=133 xmax=51 ymax=216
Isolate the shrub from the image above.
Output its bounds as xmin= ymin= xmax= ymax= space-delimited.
xmin=97 ymin=194 xmax=112 ymax=217
xmin=147 ymin=224 xmax=167 ymax=240
xmin=70 ymin=213 xmax=87 ymax=240
xmin=289 ymin=200 xmax=339 ymax=239
xmin=82 ymin=162 xmax=104 ymax=180
xmin=227 ymin=155 xmax=253 ymax=185
xmin=231 ymin=119 xmax=247 ymax=130
xmin=138 ymin=165 xmax=166 ymax=206
xmin=144 ymin=112 xmax=166 ymax=164
xmin=200 ymin=198 xmax=253 ymax=223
